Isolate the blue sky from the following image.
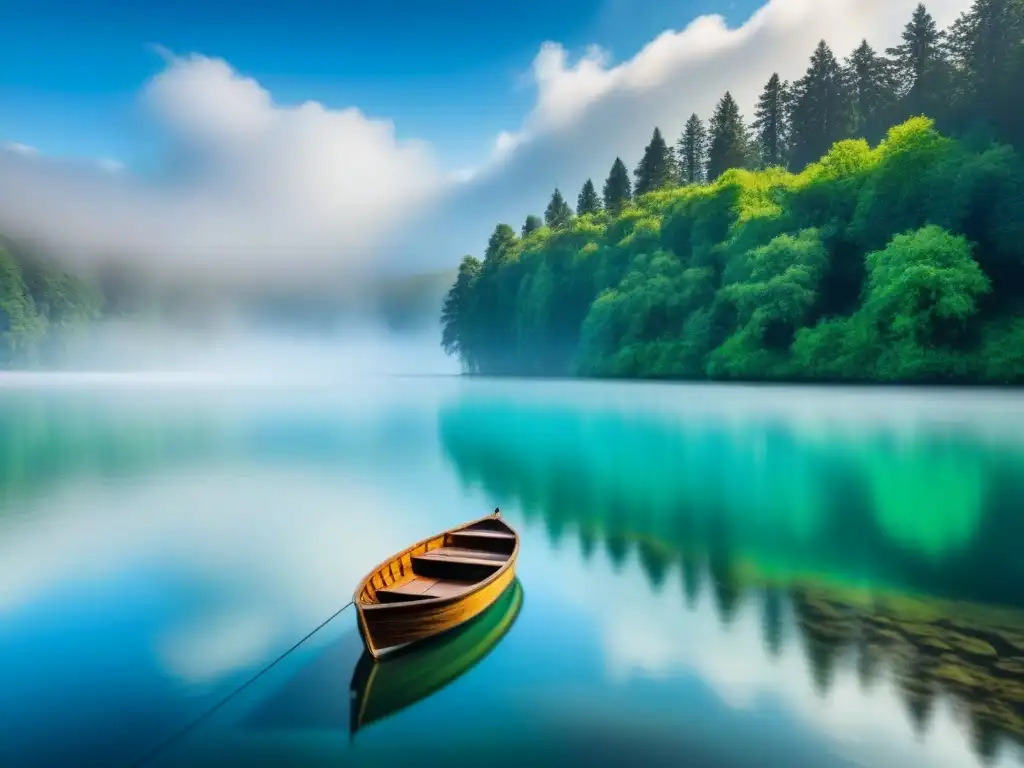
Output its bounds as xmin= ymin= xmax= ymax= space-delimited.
xmin=0 ymin=0 xmax=957 ymax=287
xmin=0 ymin=0 xmax=757 ymax=171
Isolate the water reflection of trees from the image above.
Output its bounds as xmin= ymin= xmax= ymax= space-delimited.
xmin=0 ymin=392 xmax=438 ymax=510
xmin=790 ymin=587 xmax=1024 ymax=762
xmin=439 ymin=400 xmax=1024 ymax=761
xmin=0 ymin=392 xmax=220 ymax=508
xmin=580 ymin=515 xmax=1024 ymax=760
xmin=439 ymin=399 xmax=1024 ymax=608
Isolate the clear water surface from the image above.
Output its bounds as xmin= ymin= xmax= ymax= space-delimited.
xmin=1 ymin=376 xmax=1023 ymax=767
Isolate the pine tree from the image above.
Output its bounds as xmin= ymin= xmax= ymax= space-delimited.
xmin=845 ymin=40 xmax=898 ymax=144
xmin=886 ymin=4 xmax=951 ymax=120
xmin=521 ymin=215 xmax=542 ymax=237
xmin=945 ymin=0 xmax=1024 ymax=144
xmin=441 ymin=255 xmax=481 ymax=369
xmin=752 ymin=73 xmax=791 ymax=168
xmin=707 ymin=92 xmax=749 ymax=180
xmin=790 ymin=40 xmax=852 ymax=170
xmin=633 ymin=127 xmax=676 ymax=197
xmin=677 ymin=113 xmax=708 ymax=185
xmin=602 ymin=157 xmax=633 ymax=214
xmin=484 ymin=224 xmax=517 ymax=266
xmin=544 ymin=188 xmax=573 ymax=230
xmin=576 ymin=179 xmax=601 ymax=216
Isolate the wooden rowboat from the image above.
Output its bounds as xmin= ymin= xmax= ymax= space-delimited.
xmin=353 ymin=508 xmax=519 ymax=658
xmin=350 ymin=577 xmax=523 ymax=737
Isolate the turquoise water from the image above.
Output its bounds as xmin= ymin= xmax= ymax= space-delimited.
xmin=1 ymin=377 xmax=1023 ymax=767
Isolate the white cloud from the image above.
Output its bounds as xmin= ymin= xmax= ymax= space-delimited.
xmin=0 ymin=0 xmax=973 ymax=289
xmin=0 ymin=51 xmax=445 ymax=290
xmin=95 ymin=157 xmax=124 ymax=174
xmin=3 ymin=142 xmax=38 ymax=156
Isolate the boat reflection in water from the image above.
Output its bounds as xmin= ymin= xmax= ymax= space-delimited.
xmin=240 ymin=576 xmax=523 ymax=754
xmin=350 ymin=577 xmax=524 ymax=738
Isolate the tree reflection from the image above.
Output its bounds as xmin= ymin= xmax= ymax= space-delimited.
xmin=438 ymin=397 xmax=1024 ymax=609
xmin=680 ymin=550 xmax=702 ymax=609
xmin=636 ymin=539 xmax=671 ymax=592
xmin=437 ymin=397 xmax=1024 ymax=759
xmin=760 ymin=588 xmax=785 ymax=659
xmin=790 ymin=589 xmax=851 ymax=697
xmin=577 ymin=525 xmax=597 ymax=562
xmin=604 ymin=532 xmax=630 ymax=572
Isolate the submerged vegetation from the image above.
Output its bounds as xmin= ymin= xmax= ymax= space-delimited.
xmin=441 ymin=1 xmax=1024 ymax=383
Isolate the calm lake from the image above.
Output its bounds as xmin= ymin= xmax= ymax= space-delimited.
xmin=1 ymin=375 xmax=1023 ymax=767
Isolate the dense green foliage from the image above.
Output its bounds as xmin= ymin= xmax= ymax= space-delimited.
xmin=0 ymin=240 xmax=101 ymax=366
xmin=442 ymin=0 xmax=1024 ymax=384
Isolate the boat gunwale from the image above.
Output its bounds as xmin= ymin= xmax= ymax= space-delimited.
xmin=353 ymin=512 xmax=519 ymax=613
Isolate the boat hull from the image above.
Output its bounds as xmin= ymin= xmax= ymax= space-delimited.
xmin=357 ymin=557 xmax=517 ymax=657
xmin=351 ymin=578 xmax=523 ymax=736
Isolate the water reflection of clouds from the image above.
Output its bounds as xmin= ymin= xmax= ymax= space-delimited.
xmin=0 ymin=461 xmax=482 ymax=689
xmin=526 ymin=519 xmax=1020 ymax=768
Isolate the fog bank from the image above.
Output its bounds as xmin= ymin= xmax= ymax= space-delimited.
xmin=9 ymin=318 xmax=459 ymax=382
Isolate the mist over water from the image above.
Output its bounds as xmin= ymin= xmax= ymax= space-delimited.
xmin=4 ymin=317 xmax=459 ymax=383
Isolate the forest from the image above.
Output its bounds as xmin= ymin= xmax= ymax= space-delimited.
xmin=0 ymin=238 xmax=102 ymax=366
xmin=440 ymin=1 xmax=1024 ymax=383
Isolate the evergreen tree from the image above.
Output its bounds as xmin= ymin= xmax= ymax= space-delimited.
xmin=946 ymin=0 xmax=1024 ymax=145
xmin=602 ymin=157 xmax=633 ymax=213
xmin=484 ymin=224 xmax=517 ymax=266
xmin=677 ymin=113 xmax=708 ymax=185
xmin=707 ymin=92 xmax=749 ymax=180
xmin=544 ymin=188 xmax=573 ymax=230
xmin=440 ymin=255 xmax=481 ymax=369
xmin=633 ymin=127 xmax=676 ymax=196
xmin=521 ymin=215 xmax=542 ymax=237
xmin=752 ymin=73 xmax=791 ymax=168
xmin=577 ymin=179 xmax=601 ymax=216
xmin=845 ymin=40 xmax=899 ymax=144
xmin=790 ymin=40 xmax=852 ymax=170
xmin=887 ymin=4 xmax=951 ymax=120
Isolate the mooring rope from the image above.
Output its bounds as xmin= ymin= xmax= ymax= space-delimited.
xmin=131 ymin=599 xmax=356 ymax=767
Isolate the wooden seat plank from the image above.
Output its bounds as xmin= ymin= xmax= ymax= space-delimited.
xmin=455 ymin=529 xmax=515 ymax=539
xmin=423 ymin=579 xmax=477 ymax=599
xmin=418 ymin=547 xmax=508 ymax=564
xmin=375 ymin=576 xmax=441 ymax=603
xmin=380 ymin=577 xmax=438 ymax=596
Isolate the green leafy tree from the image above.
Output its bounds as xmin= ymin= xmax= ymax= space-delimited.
xmin=846 ymin=40 xmax=899 ymax=143
xmin=707 ymin=92 xmax=749 ymax=180
xmin=602 ymin=157 xmax=633 ymax=214
xmin=863 ymin=226 xmax=989 ymax=347
xmin=441 ymin=255 xmax=482 ymax=370
xmin=677 ymin=113 xmax=708 ymax=185
xmin=0 ymin=246 xmax=45 ymax=365
xmin=634 ymin=127 xmax=676 ymax=196
xmin=521 ymin=215 xmax=542 ymax=237
xmin=544 ymin=188 xmax=574 ymax=229
xmin=752 ymin=73 xmax=791 ymax=168
xmin=790 ymin=40 xmax=852 ymax=170
xmin=577 ymin=179 xmax=601 ymax=216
